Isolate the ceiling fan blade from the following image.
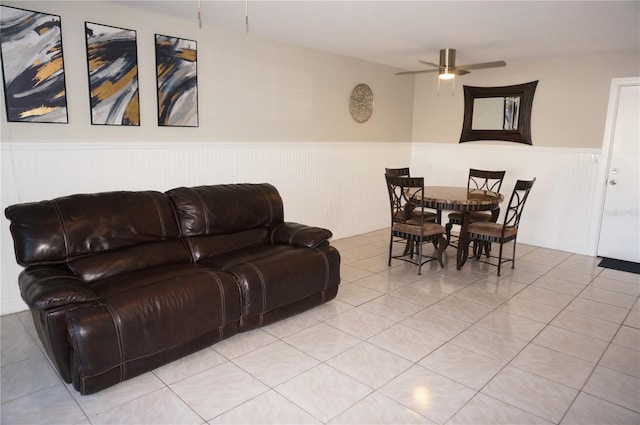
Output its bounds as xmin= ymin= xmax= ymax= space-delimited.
xmin=456 ymin=60 xmax=507 ymax=71
xmin=396 ymin=69 xmax=439 ymax=76
xmin=418 ymin=60 xmax=440 ymax=68
xmin=396 ymin=68 xmax=469 ymax=76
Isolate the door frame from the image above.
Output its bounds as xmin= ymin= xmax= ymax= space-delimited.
xmin=594 ymin=76 xmax=640 ymax=257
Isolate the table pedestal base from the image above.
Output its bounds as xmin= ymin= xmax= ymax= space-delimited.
xmin=457 ymin=212 xmax=470 ymax=269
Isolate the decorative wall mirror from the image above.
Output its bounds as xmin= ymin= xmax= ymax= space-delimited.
xmin=460 ymin=81 xmax=538 ymax=145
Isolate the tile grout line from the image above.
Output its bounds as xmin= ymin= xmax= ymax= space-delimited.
xmin=442 ymin=250 xmax=614 ymax=424
xmin=2 ymin=234 xmax=638 ymax=424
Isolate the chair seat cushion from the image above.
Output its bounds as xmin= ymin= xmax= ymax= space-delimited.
xmin=393 ymin=210 xmax=438 ymax=223
xmin=467 ymin=222 xmax=518 ymax=240
xmin=448 ymin=211 xmax=493 ymax=224
xmin=393 ymin=221 xmax=445 ymax=237
xmin=412 ymin=211 xmax=438 ymax=222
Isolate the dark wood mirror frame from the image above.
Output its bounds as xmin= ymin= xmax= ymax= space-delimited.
xmin=460 ymin=80 xmax=538 ymax=145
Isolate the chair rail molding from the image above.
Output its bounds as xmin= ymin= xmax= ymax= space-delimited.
xmin=1 ymin=140 xmax=411 ymax=315
xmin=410 ymin=142 xmax=602 ymax=256
xmin=2 ymin=139 xmax=605 ymax=315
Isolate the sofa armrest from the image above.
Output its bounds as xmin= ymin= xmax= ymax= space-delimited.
xmin=270 ymin=222 xmax=333 ymax=248
xmin=18 ymin=266 xmax=99 ymax=310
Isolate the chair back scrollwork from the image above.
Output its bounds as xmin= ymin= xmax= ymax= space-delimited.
xmin=468 ymin=169 xmax=506 ymax=193
xmin=385 ymin=175 xmax=424 ymax=224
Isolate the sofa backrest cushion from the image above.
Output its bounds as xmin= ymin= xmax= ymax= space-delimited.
xmin=167 ymin=184 xmax=285 ymax=236
xmin=5 ymin=191 xmax=180 ymax=266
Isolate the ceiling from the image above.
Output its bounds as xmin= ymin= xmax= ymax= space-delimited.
xmin=114 ymin=1 xmax=640 ymax=71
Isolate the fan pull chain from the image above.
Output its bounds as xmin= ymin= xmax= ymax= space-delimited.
xmin=246 ymin=0 xmax=249 ymax=33
xmin=197 ymin=0 xmax=202 ymax=28
xmin=437 ymin=77 xmax=455 ymax=96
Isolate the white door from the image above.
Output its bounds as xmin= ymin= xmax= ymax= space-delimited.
xmin=597 ymin=79 xmax=640 ymax=262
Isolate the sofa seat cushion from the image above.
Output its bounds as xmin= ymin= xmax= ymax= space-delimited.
xmin=67 ymin=264 xmax=242 ymax=394
xmin=201 ymin=245 xmax=339 ymax=320
xmin=88 ymin=264 xmax=238 ymax=307
xmin=88 ymin=264 xmax=242 ymax=334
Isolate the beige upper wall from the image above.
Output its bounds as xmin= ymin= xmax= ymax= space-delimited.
xmin=2 ymin=1 xmax=637 ymax=149
xmin=411 ymin=49 xmax=640 ymax=148
xmin=0 ymin=1 xmax=414 ymax=143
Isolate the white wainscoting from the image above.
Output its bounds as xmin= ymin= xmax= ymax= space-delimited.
xmin=410 ymin=142 xmax=606 ymax=257
xmin=1 ymin=141 xmax=605 ymax=315
xmin=1 ymin=141 xmax=411 ymax=315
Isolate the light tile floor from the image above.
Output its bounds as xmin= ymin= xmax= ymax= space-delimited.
xmin=2 ymin=229 xmax=639 ymax=424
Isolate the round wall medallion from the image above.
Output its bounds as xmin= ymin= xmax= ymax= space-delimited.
xmin=349 ymin=83 xmax=374 ymax=123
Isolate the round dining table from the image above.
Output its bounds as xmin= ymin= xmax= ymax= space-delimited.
xmin=412 ymin=186 xmax=504 ymax=269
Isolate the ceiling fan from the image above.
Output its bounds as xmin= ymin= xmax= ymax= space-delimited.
xmin=396 ymin=48 xmax=506 ymax=79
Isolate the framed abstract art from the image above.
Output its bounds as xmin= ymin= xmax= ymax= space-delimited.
xmin=0 ymin=5 xmax=68 ymax=123
xmin=85 ymin=22 xmax=139 ymax=125
xmin=155 ymin=34 xmax=198 ymax=127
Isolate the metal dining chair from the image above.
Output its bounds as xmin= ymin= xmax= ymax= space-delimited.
xmin=385 ymin=167 xmax=439 ymax=223
xmin=466 ymin=178 xmax=536 ymax=276
xmin=445 ymin=169 xmax=506 ymax=243
xmin=385 ymin=175 xmax=448 ymax=274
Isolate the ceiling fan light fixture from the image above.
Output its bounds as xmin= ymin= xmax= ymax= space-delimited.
xmin=439 ymin=68 xmax=455 ymax=80
xmin=438 ymin=48 xmax=456 ymax=79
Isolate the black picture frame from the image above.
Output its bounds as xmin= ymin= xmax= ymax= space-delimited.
xmin=155 ymin=34 xmax=198 ymax=127
xmin=0 ymin=5 xmax=69 ymax=123
xmin=460 ymin=81 xmax=538 ymax=145
xmin=85 ymin=22 xmax=139 ymax=126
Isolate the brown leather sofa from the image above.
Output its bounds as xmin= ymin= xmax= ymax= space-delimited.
xmin=5 ymin=183 xmax=340 ymax=395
